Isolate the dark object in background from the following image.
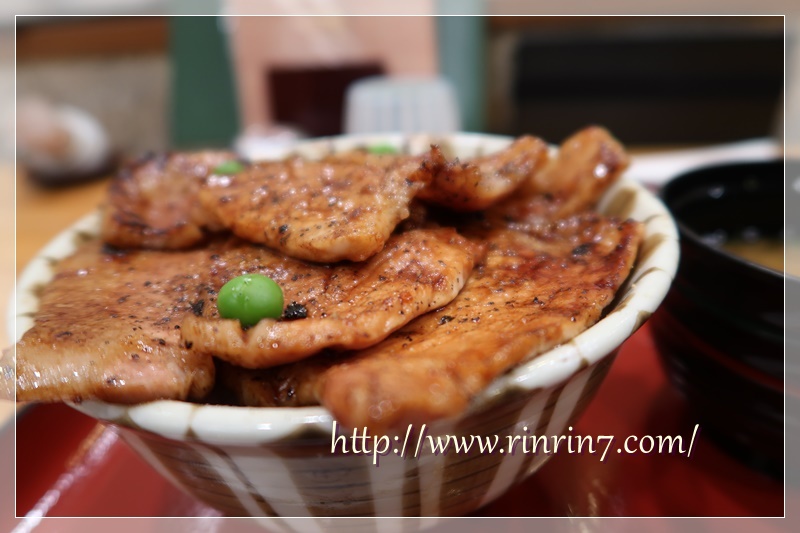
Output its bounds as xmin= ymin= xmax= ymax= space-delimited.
xmin=511 ymin=32 xmax=782 ymax=144
xmin=268 ymin=63 xmax=384 ymax=137
xmin=784 ymin=159 xmax=799 ymax=487
xmin=25 ymin=156 xmax=118 ymax=188
xmin=651 ymin=160 xmax=788 ymax=479
xmin=171 ymin=17 xmax=240 ymax=150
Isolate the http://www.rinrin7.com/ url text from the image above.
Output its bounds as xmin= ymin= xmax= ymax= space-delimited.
xmin=331 ymin=422 xmax=701 ymax=466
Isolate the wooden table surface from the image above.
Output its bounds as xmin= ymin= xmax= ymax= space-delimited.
xmin=14 ymin=172 xmax=110 ymax=274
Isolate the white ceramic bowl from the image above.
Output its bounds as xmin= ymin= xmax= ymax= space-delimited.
xmin=14 ymin=133 xmax=679 ymax=522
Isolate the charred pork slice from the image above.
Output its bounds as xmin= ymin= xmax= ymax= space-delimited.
xmin=219 ymin=214 xmax=642 ymax=432
xmin=180 ymin=228 xmax=484 ymax=368
xmin=101 ymin=151 xmax=236 ymax=249
xmin=416 ymin=135 xmax=550 ymax=211
xmin=16 ymin=242 xmax=219 ymax=404
xmin=199 ymin=156 xmax=434 ymax=262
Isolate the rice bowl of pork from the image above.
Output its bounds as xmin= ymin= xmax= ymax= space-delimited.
xmin=13 ymin=132 xmax=679 ymax=519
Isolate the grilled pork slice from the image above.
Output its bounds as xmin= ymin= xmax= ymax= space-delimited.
xmin=199 ymin=156 xmax=434 ymax=263
xmin=181 ymin=228 xmax=484 ymax=368
xmin=101 ymin=151 xmax=236 ymax=250
xmin=1 ymin=347 xmax=12 ymax=401
xmin=219 ymin=214 xmax=642 ymax=432
xmin=15 ymin=242 xmax=219 ymax=404
xmin=416 ymin=135 xmax=550 ymax=211
xmin=492 ymin=126 xmax=629 ymax=224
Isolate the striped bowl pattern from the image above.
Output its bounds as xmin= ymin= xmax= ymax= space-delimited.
xmin=14 ymin=133 xmax=679 ymax=522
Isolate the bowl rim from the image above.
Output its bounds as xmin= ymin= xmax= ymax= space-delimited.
xmin=13 ymin=131 xmax=680 ymax=445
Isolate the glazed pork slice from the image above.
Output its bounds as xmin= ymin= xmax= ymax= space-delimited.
xmin=15 ymin=241 xmax=219 ymax=404
xmin=490 ymin=126 xmax=629 ymax=224
xmin=219 ymin=214 xmax=642 ymax=432
xmin=199 ymin=156 xmax=434 ymax=262
xmin=181 ymin=228 xmax=484 ymax=368
xmin=1 ymin=347 xmax=12 ymax=401
xmin=101 ymin=151 xmax=236 ymax=249
xmin=416 ymin=135 xmax=550 ymax=211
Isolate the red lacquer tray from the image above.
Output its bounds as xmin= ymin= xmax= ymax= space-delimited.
xmin=7 ymin=324 xmax=788 ymax=530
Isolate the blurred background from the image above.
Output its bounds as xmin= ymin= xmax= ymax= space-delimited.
xmin=7 ymin=12 xmax=788 ymax=165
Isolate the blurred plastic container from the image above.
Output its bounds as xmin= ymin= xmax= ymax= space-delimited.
xmin=344 ymin=76 xmax=461 ymax=134
xmin=233 ymin=124 xmax=305 ymax=161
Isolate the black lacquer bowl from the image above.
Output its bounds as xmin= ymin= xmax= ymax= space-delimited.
xmin=651 ymin=159 xmax=790 ymax=478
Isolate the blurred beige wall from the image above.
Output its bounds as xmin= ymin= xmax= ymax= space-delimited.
xmin=486 ymin=0 xmax=791 ymax=14
xmin=0 ymin=28 xmax=14 ymax=162
xmin=225 ymin=14 xmax=438 ymax=129
xmin=226 ymin=0 xmax=435 ymax=16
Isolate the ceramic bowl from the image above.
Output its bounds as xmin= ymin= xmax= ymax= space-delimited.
xmin=650 ymin=159 xmax=788 ymax=477
xmin=14 ymin=133 xmax=679 ymax=522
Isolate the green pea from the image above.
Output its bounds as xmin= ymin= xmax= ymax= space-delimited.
xmin=217 ymin=274 xmax=284 ymax=326
xmin=367 ymin=144 xmax=398 ymax=155
xmin=213 ymin=160 xmax=245 ymax=175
